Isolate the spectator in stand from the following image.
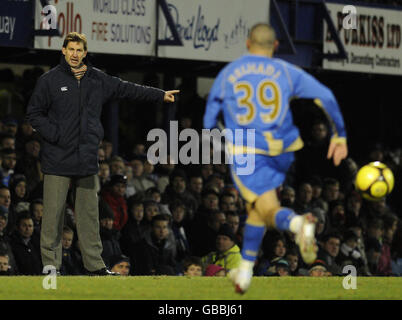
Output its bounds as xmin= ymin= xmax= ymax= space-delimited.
xmin=99 ymin=200 xmax=122 ymax=268
xmin=162 ymin=169 xmax=197 ymax=219
xmin=124 ymin=164 xmax=136 ymax=198
xmin=30 ymin=198 xmax=43 ymax=238
xmin=188 ymin=210 xmax=226 ymax=258
xmin=169 ymin=199 xmax=191 ymax=264
xmin=9 ymin=212 xmax=42 ymax=275
xmin=131 ymin=154 xmax=156 ymax=193
xmin=206 ymin=173 xmax=225 ymax=195
xmin=225 ymin=210 xmax=242 ymax=247
xmin=345 ymin=191 xmax=363 ymax=228
xmin=309 ymin=175 xmax=326 ymax=211
xmin=97 ymin=161 xmax=110 ymax=193
xmin=280 ymin=186 xmax=296 ymax=208
xmin=322 ymin=177 xmax=341 ymax=206
xmin=9 ymin=174 xmax=30 ymax=216
xmin=0 ymin=148 xmax=17 ymax=187
xmin=109 ymin=156 xmax=126 ymax=176
xmin=109 ymin=254 xmax=131 ymax=276
xmin=268 ymin=257 xmax=291 ymax=276
xmin=336 ymin=229 xmax=365 ymax=274
xmin=256 ymin=234 xmax=287 ymax=276
xmin=143 ymin=159 xmax=158 ymax=184
xmin=188 ymin=173 xmax=203 ymax=209
xmin=391 ymin=222 xmax=402 ymax=276
xmin=308 ymin=259 xmax=329 ymax=277
xmin=365 ymin=237 xmax=382 ymax=276
xmin=98 ymin=147 xmax=106 ymax=162
xmin=286 ymin=247 xmax=300 ymax=276
xmin=120 ymin=198 xmax=145 ymax=256
xmin=0 ymin=206 xmax=18 ymax=274
xmin=365 ymin=219 xmax=384 ymax=244
xmin=13 ymin=136 xmax=42 ymax=195
xmin=200 ymin=164 xmax=214 ymax=182
xmin=193 ymin=188 xmax=220 ymax=226
xmin=0 ymin=133 xmax=15 ymax=151
xmin=154 ymin=155 xmax=175 ymax=193
xmin=377 ymin=214 xmax=398 ymax=276
xmin=14 ymin=119 xmax=37 ymax=156
xmin=2 ymin=118 xmax=18 ymax=137
xmin=311 ymin=207 xmax=328 ymax=242
xmin=101 ymin=174 xmax=128 ymax=231
xmin=132 ymin=214 xmax=177 ymax=275
xmin=0 ymin=253 xmax=13 ymax=275
xmin=317 ymin=232 xmax=342 ymax=275
xmin=60 ymin=226 xmax=84 ymax=275
xmin=142 ymin=199 xmax=160 ymax=231
xmin=328 ymin=200 xmax=347 ymax=233
xmin=293 ymin=181 xmax=313 ymax=214
xmin=101 ymin=140 xmax=113 ymax=161
xmin=220 ymin=192 xmax=237 ymax=212
xmin=202 ymin=223 xmax=241 ymax=273
xmin=182 ymin=256 xmax=203 ymax=276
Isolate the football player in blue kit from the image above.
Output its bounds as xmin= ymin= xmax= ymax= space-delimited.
xmin=203 ymin=23 xmax=348 ymax=293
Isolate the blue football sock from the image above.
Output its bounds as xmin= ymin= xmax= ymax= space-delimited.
xmin=241 ymin=223 xmax=266 ymax=262
xmin=274 ymin=207 xmax=297 ymax=231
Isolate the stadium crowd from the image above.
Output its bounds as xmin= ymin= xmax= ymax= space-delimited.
xmin=0 ymin=66 xmax=401 ymax=278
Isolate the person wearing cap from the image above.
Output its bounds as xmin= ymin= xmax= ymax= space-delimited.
xmin=109 ymin=254 xmax=131 ymax=276
xmin=309 ymin=259 xmax=329 ymax=277
xmin=101 ymin=174 xmax=129 ymax=231
xmin=201 ymin=223 xmax=241 ymax=273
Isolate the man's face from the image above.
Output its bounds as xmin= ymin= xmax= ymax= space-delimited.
xmin=209 ymin=213 xmax=226 ymax=232
xmin=201 ymin=165 xmax=213 ymax=180
xmin=32 ymin=203 xmax=43 ymax=222
xmin=21 ymin=122 xmax=33 ymax=136
xmin=152 ymin=220 xmax=169 ymax=241
xmin=216 ymin=235 xmax=234 ymax=253
xmin=286 ymin=254 xmax=298 ymax=272
xmin=18 ymin=218 xmax=34 ymax=239
xmin=2 ymin=138 xmax=15 ymax=149
xmin=25 ymin=140 xmax=40 ymax=158
xmin=62 ymin=41 xmax=87 ymax=68
xmin=99 ymin=164 xmax=110 ymax=178
xmin=112 ymin=182 xmax=126 ymax=197
xmin=100 ymin=218 xmax=114 ymax=230
xmin=111 ymin=161 xmax=125 ymax=176
xmin=190 ymin=177 xmax=203 ymax=194
xmin=203 ymin=194 xmax=219 ymax=210
xmin=310 ymin=268 xmax=327 ymax=277
xmin=274 ymin=240 xmax=287 ymax=257
xmin=184 ymin=264 xmax=202 ymax=277
xmin=131 ymin=160 xmax=144 ymax=177
xmin=131 ymin=204 xmax=144 ymax=222
xmin=172 ymin=206 xmax=185 ymax=223
xmin=226 ymin=214 xmax=240 ymax=234
xmin=277 ymin=266 xmax=289 ymax=277
xmin=0 ymin=189 xmax=11 ymax=208
xmin=62 ymin=232 xmax=73 ymax=249
xmin=15 ymin=181 xmax=26 ymax=199
xmin=298 ymin=183 xmax=313 ymax=204
xmin=221 ymin=196 xmax=236 ymax=212
xmin=172 ymin=176 xmax=186 ymax=194
xmin=0 ymin=255 xmax=9 ymax=272
xmin=0 ymin=216 xmax=7 ymax=232
xmin=145 ymin=205 xmax=159 ymax=221
xmin=312 ymin=123 xmax=328 ymax=141
xmin=323 ymin=184 xmax=340 ymax=202
xmin=4 ymin=124 xmax=17 ymax=136
xmin=2 ymin=152 xmax=17 ymax=170
xmin=324 ymin=237 xmax=340 ymax=257
xmin=111 ymin=261 xmax=130 ymax=276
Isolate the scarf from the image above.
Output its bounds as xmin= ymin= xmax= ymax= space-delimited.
xmin=71 ymin=64 xmax=87 ymax=80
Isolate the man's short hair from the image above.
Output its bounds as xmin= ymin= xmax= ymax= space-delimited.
xmin=322 ymin=232 xmax=341 ymax=243
xmin=63 ymin=226 xmax=74 ymax=235
xmin=16 ymin=211 xmax=32 ymax=226
xmin=183 ymin=256 xmax=202 ymax=271
xmin=151 ymin=213 xmax=170 ymax=226
xmin=63 ymin=32 xmax=88 ymax=51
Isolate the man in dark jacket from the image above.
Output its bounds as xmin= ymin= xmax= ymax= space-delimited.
xmin=26 ymin=32 xmax=179 ymax=276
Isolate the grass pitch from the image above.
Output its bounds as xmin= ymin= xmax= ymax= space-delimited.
xmin=1 ymin=276 xmax=401 ymax=300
